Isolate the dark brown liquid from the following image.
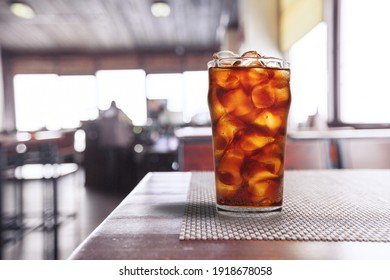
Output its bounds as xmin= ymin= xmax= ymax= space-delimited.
xmin=208 ymin=66 xmax=291 ymax=208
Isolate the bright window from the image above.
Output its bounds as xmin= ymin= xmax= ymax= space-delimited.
xmin=182 ymin=71 xmax=208 ymax=123
xmin=14 ymin=74 xmax=58 ymax=131
xmin=14 ymin=74 xmax=98 ymax=131
xmin=146 ymin=73 xmax=183 ymax=112
xmin=57 ymin=75 xmax=98 ymax=129
xmin=339 ymin=0 xmax=390 ymax=124
xmin=96 ymin=69 xmax=147 ymax=126
xmin=288 ymin=22 xmax=328 ymax=127
xmin=13 ymin=69 xmax=209 ymax=131
xmin=146 ymin=71 xmax=209 ymax=123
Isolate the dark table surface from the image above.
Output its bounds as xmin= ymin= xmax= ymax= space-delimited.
xmin=69 ymin=170 xmax=390 ymax=260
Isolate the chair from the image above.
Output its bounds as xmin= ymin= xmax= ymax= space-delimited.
xmin=1 ymin=132 xmax=79 ymax=259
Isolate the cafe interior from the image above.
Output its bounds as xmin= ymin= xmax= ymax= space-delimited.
xmin=0 ymin=0 xmax=390 ymax=260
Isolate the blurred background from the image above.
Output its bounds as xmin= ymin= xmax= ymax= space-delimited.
xmin=1 ymin=0 xmax=390 ymax=259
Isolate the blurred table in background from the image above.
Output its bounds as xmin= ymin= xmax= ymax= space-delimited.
xmin=82 ymin=119 xmax=181 ymax=194
xmin=175 ymin=127 xmax=214 ymax=171
xmin=288 ymin=128 xmax=390 ymax=169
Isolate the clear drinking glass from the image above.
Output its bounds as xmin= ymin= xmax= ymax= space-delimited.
xmin=207 ymin=51 xmax=291 ymax=212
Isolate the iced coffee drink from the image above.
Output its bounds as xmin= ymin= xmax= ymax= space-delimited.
xmin=208 ymin=50 xmax=291 ymax=212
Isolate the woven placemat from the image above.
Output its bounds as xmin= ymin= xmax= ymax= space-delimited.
xmin=179 ymin=171 xmax=390 ymax=241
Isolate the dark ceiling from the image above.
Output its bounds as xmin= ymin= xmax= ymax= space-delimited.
xmin=0 ymin=0 xmax=239 ymax=53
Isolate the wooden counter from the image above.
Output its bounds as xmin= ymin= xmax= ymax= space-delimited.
xmin=69 ymin=171 xmax=390 ymax=260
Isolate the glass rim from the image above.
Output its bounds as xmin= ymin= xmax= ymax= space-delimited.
xmin=207 ymin=56 xmax=290 ymax=70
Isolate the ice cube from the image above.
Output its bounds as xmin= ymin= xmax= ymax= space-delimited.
xmin=267 ymin=70 xmax=291 ymax=107
xmin=213 ymin=132 xmax=228 ymax=159
xmin=269 ymin=69 xmax=290 ymax=89
xmin=209 ymin=50 xmax=240 ymax=67
xmin=208 ymin=89 xmax=226 ymax=121
xmin=261 ymin=142 xmax=283 ymax=157
xmin=217 ymin=149 xmax=244 ymax=186
xmin=247 ymin=67 xmax=269 ymax=83
xmin=261 ymin=57 xmax=290 ymax=69
xmin=210 ymin=68 xmax=241 ymax=92
xmin=251 ymin=154 xmax=282 ymax=175
xmin=210 ymin=67 xmax=229 ymax=85
xmin=213 ymin=50 xmax=239 ymax=59
xmin=248 ymin=180 xmax=271 ymax=197
xmin=239 ymin=58 xmax=264 ymax=67
xmin=218 ymin=71 xmax=240 ymax=90
xmin=238 ymin=68 xmax=269 ymax=91
xmin=254 ymin=110 xmax=282 ymax=135
xmin=236 ymin=107 xmax=260 ymax=124
xmin=237 ymin=51 xmax=264 ymax=67
xmin=238 ymin=130 xmax=274 ymax=152
xmin=243 ymin=159 xmax=279 ymax=181
xmin=217 ymin=87 xmax=254 ymax=117
xmin=274 ymin=87 xmax=291 ymax=107
xmin=251 ymin=84 xmax=276 ymax=109
xmin=247 ymin=180 xmax=280 ymax=205
xmin=216 ymin=114 xmax=245 ymax=145
xmin=241 ymin=50 xmax=262 ymax=58
xmin=226 ymin=73 xmax=241 ymax=89
xmin=216 ymin=179 xmax=240 ymax=200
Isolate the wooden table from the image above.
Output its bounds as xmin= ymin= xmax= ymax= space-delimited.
xmin=69 ymin=170 xmax=390 ymax=260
